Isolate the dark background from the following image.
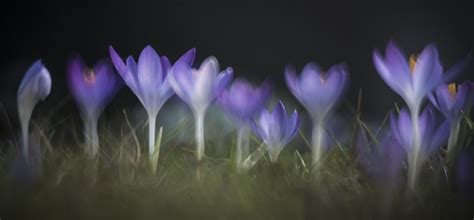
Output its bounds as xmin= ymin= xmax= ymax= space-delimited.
xmin=1 ymin=0 xmax=474 ymax=122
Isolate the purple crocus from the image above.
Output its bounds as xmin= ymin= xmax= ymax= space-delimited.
xmin=109 ymin=45 xmax=195 ymax=157
xmin=285 ymin=62 xmax=347 ymax=167
xmin=219 ymin=79 xmax=270 ymax=123
xmin=17 ymin=60 xmax=52 ymax=161
xmin=373 ymin=41 xmax=468 ymax=190
xmin=356 ymin=131 xmax=405 ymax=187
xmin=219 ymin=78 xmax=271 ymax=170
xmin=169 ymin=57 xmax=233 ymax=161
xmin=390 ymin=107 xmax=449 ymax=190
xmin=68 ymin=55 xmax=120 ymax=158
xmin=251 ymin=101 xmax=300 ymax=163
xmin=429 ymin=82 xmax=474 ymax=159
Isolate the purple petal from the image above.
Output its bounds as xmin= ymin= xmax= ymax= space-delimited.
xmin=384 ymin=42 xmax=412 ymax=91
xmin=137 ymin=46 xmax=163 ymax=100
xmin=284 ymin=65 xmax=301 ymax=98
xmin=169 ymin=60 xmax=194 ymax=105
xmin=108 ymin=46 xmax=128 ymax=76
xmin=214 ymin=67 xmax=233 ymax=97
xmin=176 ymin=48 xmax=196 ymax=66
xmin=397 ymin=108 xmax=413 ymax=152
xmin=412 ymin=44 xmax=443 ymax=95
xmin=373 ymin=51 xmax=404 ymax=97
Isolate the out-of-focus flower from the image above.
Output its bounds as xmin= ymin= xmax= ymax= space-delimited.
xmin=429 ymin=81 xmax=474 ymax=161
xmin=169 ymin=56 xmax=233 ymax=162
xmin=109 ymin=45 xmax=195 ymax=156
xmin=68 ymin=55 xmax=120 ymax=158
xmin=17 ymin=60 xmax=52 ymax=161
xmin=285 ymin=63 xmax=347 ymax=121
xmin=373 ymin=41 xmax=468 ymax=114
xmin=252 ymin=101 xmax=300 ymax=162
xmin=374 ymin=41 xmax=469 ymax=191
xmin=356 ymin=132 xmax=405 ymax=186
xmin=285 ymin=62 xmax=347 ymax=167
xmin=390 ymin=107 xmax=449 ymax=188
xmin=219 ymin=78 xmax=270 ymax=123
xmin=429 ymin=82 xmax=474 ymax=123
xmin=170 ymin=56 xmax=233 ymax=116
xmin=218 ymin=78 xmax=271 ymax=170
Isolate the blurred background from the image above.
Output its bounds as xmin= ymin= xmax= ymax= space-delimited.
xmin=1 ymin=0 xmax=474 ymax=140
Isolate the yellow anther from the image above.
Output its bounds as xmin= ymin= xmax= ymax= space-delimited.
xmin=83 ymin=68 xmax=96 ymax=84
xmin=409 ymin=54 xmax=417 ymax=74
xmin=448 ymin=83 xmax=457 ymax=99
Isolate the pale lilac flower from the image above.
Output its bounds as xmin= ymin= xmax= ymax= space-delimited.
xmin=428 ymin=81 xmax=474 ymax=161
xmin=109 ymin=45 xmax=195 ymax=156
xmin=373 ymin=41 xmax=468 ymax=190
xmin=17 ymin=60 xmax=51 ymax=161
xmin=68 ymin=55 xmax=120 ymax=158
xmin=429 ymin=82 xmax=474 ymax=123
xmin=219 ymin=78 xmax=270 ymax=170
xmin=285 ymin=62 xmax=347 ymax=166
xmin=390 ymin=107 xmax=449 ymax=189
xmin=219 ymin=79 xmax=270 ymax=123
xmin=251 ymin=101 xmax=300 ymax=162
xmin=169 ymin=56 xmax=233 ymax=161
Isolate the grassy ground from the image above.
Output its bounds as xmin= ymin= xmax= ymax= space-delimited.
xmin=0 ymin=103 xmax=473 ymax=219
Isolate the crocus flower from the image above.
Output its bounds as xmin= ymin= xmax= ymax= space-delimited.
xmin=219 ymin=78 xmax=271 ymax=170
xmin=356 ymin=131 xmax=405 ymax=187
xmin=169 ymin=56 xmax=233 ymax=161
xmin=390 ymin=107 xmax=449 ymax=190
xmin=68 ymin=55 xmax=120 ymax=158
xmin=285 ymin=62 xmax=347 ymax=167
xmin=109 ymin=45 xmax=195 ymax=156
xmin=251 ymin=101 xmax=300 ymax=163
xmin=373 ymin=41 xmax=468 ymax=190
xmin=428 ymin=82 xmax=474 ymax=159
xmin=17 ymin=60 xmax=52 ymax=161
xmin=219 ymin=79 xmax=271 ymax=123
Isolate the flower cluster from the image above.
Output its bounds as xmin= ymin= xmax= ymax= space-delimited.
xmin=14 ymin=41 xmax=472 ymax=190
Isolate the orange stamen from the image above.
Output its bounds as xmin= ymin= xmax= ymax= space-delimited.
xmin=448 ymin=83 xmax=457 ymax=99
xmin=409 ymin=54 xmax=417 ymax=74
xmin=83 ymin=68 xmax=96 ymax=84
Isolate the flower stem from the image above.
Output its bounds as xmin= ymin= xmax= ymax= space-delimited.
xmin=311 ymin=121 xmax=324 ymax=169
xmin=20 ymin=118 xmax=30 ymax=162
xmin=447 ymin=120 xmax=460 ymax=163
xmin=195 ymin=112 xmax=205 ymax=162
xmin=85 ymin=116 xmax=99 ymax=158
xmin=408 ymin=109 xmax=421 ymax=191
xmin=148 ymin=113 xmax=157 ymax=157
xmin=236 ymin=125 xmax=249 ymax=171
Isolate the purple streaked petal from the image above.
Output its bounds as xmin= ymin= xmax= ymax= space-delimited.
xmin=176 ymin=48 xmax=196 ymax=66
xmin=108 ymin=46 xmax=127 ymax=75
xmin=412 ymin=44 xmax=443 ymax=95
xmin=397 ymin=108 xmax=413 ymax=151
xmin=161 ymin=56 xmax=171 ymax=79
xmin=428 ymin=120 xmax=449 ymax=155
xmin=373 ymin=51 xmax=404 ymax=96
xmin=137 ymin=46 xmax=163 ymax=99
xmin=384 ymin=41 xmax=412 ymax=91
xmin=169 ymin=61 xmax=194 ymax=105
xmin=214 ymin=67 xmax=233 ymax=97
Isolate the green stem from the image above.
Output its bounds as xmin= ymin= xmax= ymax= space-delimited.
xmin=236 ymin=125 xmax=249 ymax=171
xmin=148 ymin=113 xmax=157 ymax=157
xmin=195 ymin=112 xmax=205 ymax=162
xmin=447 ymin=120 xmax=461 ymax=163
xmin=85 ymin=116 xmax=99 ymax=158
xmin=408 ymin=108 xmax=421 ymax=191
xmin=311 ymin=121 xmax=324 ymax=168
xmin=20 ymin=118 xmax=30 ymax=162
